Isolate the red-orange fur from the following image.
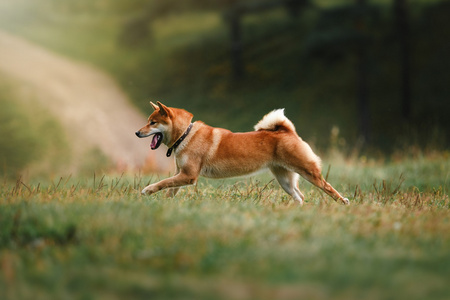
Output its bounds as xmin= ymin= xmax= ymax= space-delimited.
xmin=136 ymin=101 xmax=349 ymax=205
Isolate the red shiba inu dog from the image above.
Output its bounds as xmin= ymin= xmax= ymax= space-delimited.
xmin=135 ymin=101 xmax=349 ymax=205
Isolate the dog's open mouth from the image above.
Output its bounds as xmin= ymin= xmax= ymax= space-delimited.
xmin=150 ymin=133 xmax=163 ymax=150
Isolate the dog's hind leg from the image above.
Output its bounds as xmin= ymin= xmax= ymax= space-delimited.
xmin=277 ymin=139 xmax=349 ymax=205
xmin=299 ymin=167 xmax=349 ymax=205
xmin=270 ymin=166 xmax=305 ymax=205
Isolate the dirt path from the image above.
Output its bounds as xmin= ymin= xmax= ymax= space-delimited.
xmin=0 ymin=30 xmax=173 ymax=173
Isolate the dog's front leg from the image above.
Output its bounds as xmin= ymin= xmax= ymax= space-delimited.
xmin=166 ymin=166 xmax=181 ymax=197
xmin=141 ymin=172 xmax=198 ymax=196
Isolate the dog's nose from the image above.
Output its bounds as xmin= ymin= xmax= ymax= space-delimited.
xmin=135 ymin=131 xmax=140 ymax=137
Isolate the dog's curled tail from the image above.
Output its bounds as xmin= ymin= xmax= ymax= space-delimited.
xmin=254 ymin=109 xmax=296 ymax=132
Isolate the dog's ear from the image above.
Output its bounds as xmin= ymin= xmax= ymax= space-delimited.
xmin=156 ymin=101 xmax=170 ymax=117
xmin=150 ymin=101 xmax=159 ymax=111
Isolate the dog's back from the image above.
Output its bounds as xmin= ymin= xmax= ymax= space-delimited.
xmin=183 ymin=109 xmax=319 ymax=180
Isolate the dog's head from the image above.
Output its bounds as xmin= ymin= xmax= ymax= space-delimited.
xmin=135 ymin=101 xmax=193 ymax=151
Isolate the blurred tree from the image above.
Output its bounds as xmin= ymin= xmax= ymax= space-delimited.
xmin=223 ymin=0 xmax=309 ymax=81
xmin=394 ymin=0 xmax=412 ymax=122
xmin=355 ymin=0 xmax=370 ymax=145
xmin=302 ymin=2 xmax=381 ymax=145
xmin=118 ymin=0 xmax=309 ymax=79
xmin=226 ymin=7 xmax=244 ymax=81
xmin=118 ymin=1 xmax=173 ymax=46
xmin=118 ymin=0 xmax=241 ymax=46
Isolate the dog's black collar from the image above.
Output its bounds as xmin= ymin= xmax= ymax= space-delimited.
xmin=166 ymin=123 xmax=193 ymax=157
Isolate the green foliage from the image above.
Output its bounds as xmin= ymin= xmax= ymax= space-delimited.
xmin=0 ymin=84 xmax=40 ymax=176
xmin=0 ymin=78 xmax=70 ymax=178
xmin=0 ymin=156 xmax=449 ymax=299
xmin=0 ymin=0 xmax=448 ymax=152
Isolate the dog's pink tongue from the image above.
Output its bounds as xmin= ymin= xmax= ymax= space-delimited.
xmin=151 ymin=134 xmax=158 ymax=150
xmin=150 ymin=133 xmax=162 ymax=150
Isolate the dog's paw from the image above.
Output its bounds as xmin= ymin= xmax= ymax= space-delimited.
xmin=141 ymin=185 xmax=156 ymax=195
xmin=342 ymin=197 xmax=350 ymax=205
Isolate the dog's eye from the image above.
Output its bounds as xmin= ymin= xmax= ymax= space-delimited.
xmin=150 ymin=121 xmax=156 ymax=125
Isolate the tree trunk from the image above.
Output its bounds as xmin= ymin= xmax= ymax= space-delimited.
xmin=394 ymin=0 xmax=412 ymax=121
xmin=229 ymin=11 xmax=244 ymax=81
xmin=355 ymin=0 xmax=370 ymax=144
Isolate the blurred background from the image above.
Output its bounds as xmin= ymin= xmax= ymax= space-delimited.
xmin=0 ymin=0 xmax=449 ymax=178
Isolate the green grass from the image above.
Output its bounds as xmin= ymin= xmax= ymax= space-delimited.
xmin=1 ymin=156 xmax=449 ymax=300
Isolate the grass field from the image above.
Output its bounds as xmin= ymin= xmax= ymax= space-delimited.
xmin=1 ymin=155 xmax=449 ymax=300
xmin=0 ymin=1 xmax=449 ymax=298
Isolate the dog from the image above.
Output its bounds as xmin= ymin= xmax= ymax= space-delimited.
xmin=135 ymin=101 xmax=349 ymax=205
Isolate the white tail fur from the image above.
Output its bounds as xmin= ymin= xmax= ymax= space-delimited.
xmin=254 ymin=109 xmax=296 ymax=132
